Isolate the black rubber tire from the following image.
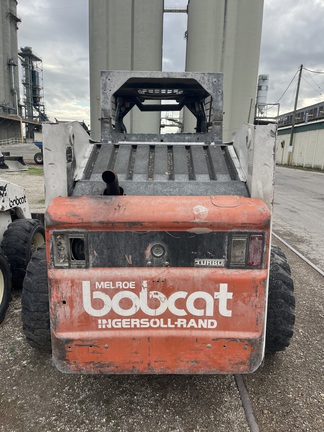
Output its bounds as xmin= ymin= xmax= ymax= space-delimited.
xmin=0 ymin=251 xmax=12 ymax=324
xmin=270 ymin=245 xmax=291 ymax=275
xmin=21 ymin=245 xmax=51 ymax=353
xmin=34 ymin=152 xmax=43 ymax=165
xmin=265 ymin=246 xmax=295 ymax=353
xmin=1 ymin=219 xmax=45 ymax=289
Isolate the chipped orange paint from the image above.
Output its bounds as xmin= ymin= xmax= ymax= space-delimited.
xmin=46 ymin=195 xmax=271 ymax=374
xmin=45 ymin=195 xmax=270 ymax=232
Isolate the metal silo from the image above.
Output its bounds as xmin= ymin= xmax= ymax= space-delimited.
xmin=256 ymin=74 xmax=269 ymax=115
xmin=184 ymin=0 xmax=264 ymax=141
xmin=89 ymin=0 xmax=164 ymax=140
xmin=0 ymin=0 xmax=20 ymax=116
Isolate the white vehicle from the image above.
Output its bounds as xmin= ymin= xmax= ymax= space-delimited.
xmin=0 ymin=179 xmax=44 ymax=323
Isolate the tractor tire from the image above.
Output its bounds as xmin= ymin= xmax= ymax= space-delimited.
xmin=0 ymin=251 xmax=12 ymax=324
xmin=1 ymin=219 xmax=45 ymax=289
xmin=34 ymin=152 xmax=43 ymax=165
xmin=265 ymin=246 xmax=295 ymax=353
xmin=21 ymin=245 xmax=51 ymax=353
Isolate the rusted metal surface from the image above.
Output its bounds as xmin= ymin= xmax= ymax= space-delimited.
xmin=46 ymin=195 xmax=270 ymax=231
xmin=49 ymin=267 xmax=267 ymax=374
xmin=46 ymin=195 xmax=270 ymax=374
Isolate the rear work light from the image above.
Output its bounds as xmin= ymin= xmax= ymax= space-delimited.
xmin=228 ymin=233 xmax=265 ymax=269
xmin=52 ymin=232 xmax=87 ymax=268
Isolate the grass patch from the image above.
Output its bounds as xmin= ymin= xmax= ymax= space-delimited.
xmin=25 ymin=166 xmax=44 ymax=176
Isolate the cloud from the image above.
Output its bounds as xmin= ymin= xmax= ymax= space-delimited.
xmin=16 ymin=0 xmax=324 ymax=126
xmin=163 ymin=7 xmax=187 ymax=71
xmin=18 ymin=0 xmax=89 ymax=124
xmin=260 ymin=0 xmax=324 ymax=112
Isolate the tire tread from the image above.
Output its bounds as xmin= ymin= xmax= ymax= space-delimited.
xmin=21 ymin=245 xmax=51 ymax=353
xmin=266 ymin=246 xmax=295 ymax=353
xmin=1 ymin=219 xmax=45 ymax=289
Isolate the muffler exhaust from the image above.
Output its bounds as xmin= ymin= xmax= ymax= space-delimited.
xmin=102 ymin=170 xmax=124 ymax=195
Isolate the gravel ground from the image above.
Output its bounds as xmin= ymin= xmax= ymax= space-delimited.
xmin=1 ymin=296 xmax=248 ymax=432
xmin=0 ymin=165 xmax=249 ymax=432
xmin=0 ymin=164 xmax=323 ymax=431
xmin=244 ymin=241 xmax=324 ymax=432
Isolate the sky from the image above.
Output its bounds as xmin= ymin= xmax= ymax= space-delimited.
xmin=16 ymin=0 xmax=324 ymax=127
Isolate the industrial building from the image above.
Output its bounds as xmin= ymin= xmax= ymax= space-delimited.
xmin=0 ymin=0 xmax=47 ymax=143
xmin=19 ymin=46 xmax=48 ymax=138
xmin=277 ymin=100 xmax=324 ymax=127
xmin=277 ymin=101 xmax=324 ymax=169
xmin=0 ymin=0 xmax=21 ymax=142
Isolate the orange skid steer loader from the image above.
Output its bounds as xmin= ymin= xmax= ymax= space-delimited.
xmin=22 ymin=71 xmax=295 ymax=374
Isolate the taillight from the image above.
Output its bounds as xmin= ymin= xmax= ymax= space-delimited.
xmin=230 ymin=236 xmax=247 ymax=266
xmin=229 ymin=233 xmax=265 ymax=268
xmin=248 ymin=234 xmax=264 ymax=267
xmin=52 ymin=232 xmax=87 ymax=268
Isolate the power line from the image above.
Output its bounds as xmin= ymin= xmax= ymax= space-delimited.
xmin=270 ymin=66 xmax=324 ymax=109
xmin=301 ymin=75 xmax=322 ymax=97
xmin=264 ymin=69 xmax=299 ymax=112
xmin=272 ymin=66 xmax=324 ymax=116
xmin=303 ymin=67 xmax=324 ymax=74
xmin=304 ymin=70 xmax=324 ymax=94
xmin=274 ymin=69 xmax=299 ymax=105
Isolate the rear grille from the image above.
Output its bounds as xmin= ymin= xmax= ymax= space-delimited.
xmin=85 ymin=143 xmax=235 ymax=182
xmin=77 ymin=143 xmax=249 ymax=197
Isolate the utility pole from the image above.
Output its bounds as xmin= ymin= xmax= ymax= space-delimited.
xmin=288 ymin=64 xmax=303 ymax=165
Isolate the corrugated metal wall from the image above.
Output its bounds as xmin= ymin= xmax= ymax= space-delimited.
xmin=277 ymin=123 xmax=324 ymax=169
